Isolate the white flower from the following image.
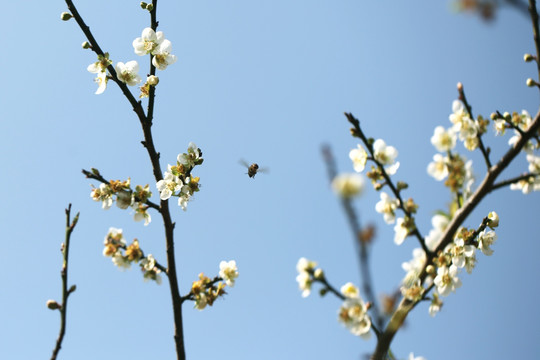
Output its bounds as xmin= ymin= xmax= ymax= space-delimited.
xmin=219 ymin=260 xmax=239 ymax=287
xmin=429 ymin=292 xmax=443 ymax=317
xmin=393 ymin=217 xmax=409 ymax=245
xmin=340 ymin=282 xmax=359 ymax=298
xmin=331 ymin=173 xmax=364 ymax=198
xmin=373 ymin=139 xmax=400 ymax=175
xmin=156 ymin=170 xmax=182 ymax=200
xmin=425 ymin=214 xmax=449 ymax=251
xmin=177 ymin=142 xmax=201 ymax=168
xmin=349 ymin=145 xmax=368 ymax=172
xmin=463 ymin=159 xmax=475 ymax=197
xmin=91 ymin=183 xmax=113 ymax=209
xmin=133 ymin=207 xmax=151 ymax=226
xmin=449 ymin=100 xmax=468 ymax=127
xmin=433 ymin=264 xmax=461 ymax=296
xmin=402 ymin=248 xmax=426 ymax=286
xmin=133 ymin=27 xmax=164 ymax=56
xmin=116 ymin=61 xmax=142 ymax=86
xmin=408 ymin=352 xmax=427 ymax=360
xmin=93 ymin=72 xmax=108 ymax=94
xmin=493 ymin=119 xmax=506 ymax=135
xmin=527 ymin=154 xmax=540 ymax=174
xmin=447 ymin=238 xmax=476 ymax=274
xmin=338 ymin=297 xmax=371 ymax=338
xmin=152 ymin=39 xmax=177 ymax=70
xmin=296 ymin=258 xmax=317 ymax=297
xmin=296 ymin=271 xmax=312 ymax=298
xmin=509 ymin=176 xmax=540 ymax=193
xmin=477 ymin=229 xmax=497 ymax=256
xmin=431 ymin=126 xmax=456 ymax=152
xmin=375 ymin=192 xmax=399 ymax=224
xmin=427 ymin=153 xmax=449 ymax=181
xmin=112 ymin=251 xmax=131 ymax=270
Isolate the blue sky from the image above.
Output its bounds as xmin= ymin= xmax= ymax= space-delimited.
xmin=1 ymin=1 xmax=539 ymax=359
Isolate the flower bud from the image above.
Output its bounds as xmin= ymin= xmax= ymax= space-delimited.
xmin=60 ymin=12 xmax=73 ymax=21
xmin=487 ymin=211 xmax=499 ymax=228
xmin=140 ymin=2 xmax=148 ymax=9
xmin=526 ymin=78 xmax=536 ymax=87
xmin=146 ymin=3 xmax=154 ymax=11
xmin=68 ymin=284 xmax=77 ymax=293
xmin=147 ymin=75 xmax=159 ymax=86
xmin=524 ymin=53 xmax=534 ymax=62
xmin=490 ymin=112 xmax=497 ymax=120
xmin=426 ymin=265 xmax=435 ymax=275
xmin=82 ymin=41 xmax=91 ymax=49
xmin=313 ymin=268 xmax=324 ymax=280
xmin=47 ymin=300 xmax=61 ymax=310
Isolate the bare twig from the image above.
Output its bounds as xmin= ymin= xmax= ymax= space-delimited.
xmin=50 ymin=204 xmax=80 ymax=360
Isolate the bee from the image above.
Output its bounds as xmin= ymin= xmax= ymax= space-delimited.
xmin=240 ymin=160 xmax=268 ymax=178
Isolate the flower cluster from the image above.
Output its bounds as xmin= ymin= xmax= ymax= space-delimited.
xmin=86 ymin=27 xmax=177 ymax=95
xmin=91 ymin=179 xmax=152 ymax=225
xmin=349 ymin=137 xmax=418 ymax=245
xmin=401 ymin=212 xmax=499 ymax=316
xmin=337 ymin=282 xmax=371 ymax=338
xmin=490 ymin=110 xmax=540 ymax=193
xmin=190 ymin=260 xmax=238 ymax=310
xmin=156 ymin=142 xmax=204 ymax=211
xmin=102 ymin=228 xmax=162 ymax=284
xmin=428 ymin=101 xmax=478 ymax=202
xmin=295 ymin=257 xmax=319 ymax=297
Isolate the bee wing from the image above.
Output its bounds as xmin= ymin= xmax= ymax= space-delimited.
xmin=258 ymin=167 xmax=269 ymax=174
xmin=239 ymin=159 xmax=250 ymax=168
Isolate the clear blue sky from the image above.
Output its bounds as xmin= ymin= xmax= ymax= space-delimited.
xmin=1 ymin=1 xmax=539 ymax=359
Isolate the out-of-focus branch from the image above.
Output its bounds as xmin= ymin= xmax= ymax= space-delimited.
xmin=321 ymin=145 xmax=384 ymax=329
xmin=50 ymin=204 xmax=79 ymax=360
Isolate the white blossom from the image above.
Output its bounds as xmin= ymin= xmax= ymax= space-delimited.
xmin=156 ymin=170 xmax=182 ymax=200
xmin=427 ymin=154 xmax=449 ymax=181
xmin=332 ymin=173 xmax=365 ymax=198
xmin=337 ymin=297 xmax=371 ymax=338
xmin=393 ymin=217 xmax=408 ymax=245
xmin=133 ymin=27 xmax=164 ymax=56
xmin=373 ymin=139 xmax=400 ymax=175
xmin=152 ymin=39 xmax=178 ymax=70
xmin=477 ymin=229 xmax=497 ymax=256
xmin=349 ymin=145 xmax=368 ymax=172
xmin=431 ymin=126 xmax=456 ymax=152
xmin=219 ymin=260 xmax=239 ymax=287
xmin=116 ymin=61 xmax=142 ymax=86
xmin=375 ymin=192 xmax=399 ymax=224
xmin=433 ymin=264 xmax=461 ymax=296
xmin=340 ymin=282 xmax=359 ymax=298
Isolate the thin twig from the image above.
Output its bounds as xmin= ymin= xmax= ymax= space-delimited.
xmin=50 ymin=204 xmax=80 ymax=360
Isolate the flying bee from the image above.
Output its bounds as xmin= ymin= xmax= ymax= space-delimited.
xmin=240 ymin=159 xmax=268 ymax=178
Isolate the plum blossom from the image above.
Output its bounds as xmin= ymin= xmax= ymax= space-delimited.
xmin=427 ymin=153 xmax=449 ymax=181
xmin=331 ymin=173 xmax=364 ymax=198
xmin=133 ymin=27 xmax=164 ymax=56
xmin=431 ymin=126 xmax=456 ymax=152
xmin=373 ymin=139 xmax=400 ymax=175
xmin=349 ymin=145 xmax=368 ymax=172
xmin=433 ymin=264 xmax=461 ymax=296
xmin=338 ymin=296 xmax=371 ymax=338
xmin=219 ymin=260 xmax=239 ymax=287
xmin=477 ymin=229 xmax=497 ymax=256
xmin=116 ymin=61 xmax=142 ymax=86
xmin=393 ymin=217 xmax=409 ymax=245
xmin=375 ymin=192 xmax=399 ymax=224
xmin=296 ymin=258 xmax=317 ymax=297
xmin=156 ymin=169 xmax=183 ymax=200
